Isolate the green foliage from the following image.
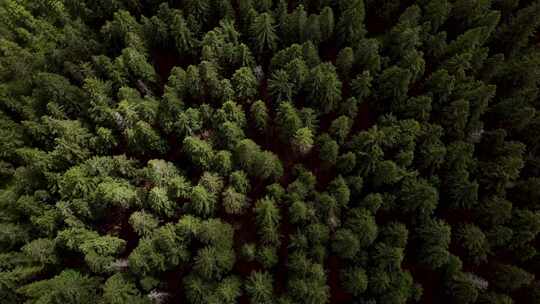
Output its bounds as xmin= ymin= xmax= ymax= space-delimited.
xmin=222 ymin=187 xmax=248 ymax=215
xmin=190 ymin=184 xmax=217 ymax=217
xmin=318 ymin=134 xmax=339 ymax=165
xmin=17 ymin=270 xmax=100 ymax=304
xmin=194 ymin=245 xmax=235 ymax=279
xmin=126 ymin=121 xmax=167 ymax=155
xmin=456 ymin=224 xmax=490 ymax=265
xmin=276 ymin=101 xmax=302 ymax=142
xmin=337 ymin=0 xmax=366 ymax=45
xmin=344 ymin=208 xmax=378 ymax=248
xmin=398 ymin=176 xmax=438 ymax=216
xmin=336 ymin=47 xmax=354 ymax=77
xmin=255 ymin=197 xmax=281 ymax=245
xmin=329 ymin=116 xmax=352 ymax=145
xmin=22 ymin=238 xmax=58 ymax=265
xmin=319 ymin=6 xmax=335 ymax=42
xmin=380 ymin=222 xmax=408 ymax=248
xmin=417 ymin=219 xmax=451 ymax=269
xmin=213 ymin=150 xmax=233 ymax=175
xmin=377 ymin=66 xmax=411 ymax=102
xmin=246 ymin=271 xmax=274 ymax=304
xmin=250 ymin=12 xmax=278 ymax=55
xmin=241 ymin=243 xmax=257 ymax=261
xmin=232 ymin=67 xmax=258 ymax=101
xmin=493 ymin=264 xmax=534 ymax=291
xmin=329 ymin=175 xmax=351 ymax=207
xmin=102 ymin=273 xmax=150 ymax=304
xmin=341 ymin=266 xmax=368 ymax=296
xmin=306 ymin=63 xmax=342 ymax=113
xmin=216 ymin=121 xmax=245 ymax=150
xmin=332 ymin=228 xmax=360 ymax=259
xmin=268 ymin=70 xmax=293 ymax=102
xmin=287 ymin=252 xmax=330 ymax=304
xmin=171 ymin=13 xmax=198 ymax=56
xmin=229 ymin=170 xmax=250 ymax=194
xmin=234 ymin=139 xmax=283 ymax=181
xmin=129 ymin=211 xmax=159 ymax=237
xmin=255 ymin=245 xmax=278 ymax=268
xmin=147 ymin=186 xmax=175 ymax=217
xmin=183 ymin=136 xmax=214 ymax=170
xmin=79 ymin=235 xmax=126 ymax=273
xmin=1 ymin=2 xmax=539 ymax=303
xmin=292 ymin=127 xmax=314 ymax=155
xmin=128 ymin=223 xmax=189 ymax=276
xmin=250 ymin=100 xmax=270 ymax=133
xmin=447 ymin=272 xmax=480 ymax=304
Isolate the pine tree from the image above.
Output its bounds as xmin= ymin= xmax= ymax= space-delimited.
xmin=341 ymin=266 xmax=368 ymax=296
xmin=344 ymin=208 xmax=378 ymax=247
xmin=193 ymin=245 xmax=235 ymax=279
xmin=417 ymin=219 xmax=451 ymax=269
xmin=246 ymin=271 xmax=274 ymax=304
xmin=305 ymin=14 xmax=322 ymax=44
xmin=494 ymin=2 xmax=540 ymax=56
xmin=17 ymin=270 xmax=100 ymax=304
xmin=190 ymin=185 xmax=217 ymax=217
xmin=276 ymin=101 xmax=303 ymax=142
xmin=21 ymin=238 xmax=58 ymax=266
xmin=232 ymin=67 xmax=258 ymax=101
xmin=255 ymin=197 xmax=281 ymax=245
xmin=493 ymin=264 xmax=534 ymax=291
xmin=250 ymin=12 xmax=278 ymax=55
xmin=318 ymin=134 xmax=339 ymax=165
xmin=319 ymin=6 xmax=335 ymax=42
xmin=337 ymin=0 xmax=366 ymax=45
xmin=398 ymin=176 xmax=438 ymax=216
xmin=307 ymin=63 xmax=342 ymax=113
xmin=456 ymin=224 xmax=490 ymax=265
xmin=329 ymin=116 xmax=352 ymax=145
xmin=171 ymin=13 xmax=198 ymax=56
xmin=336 ymin=47 xmax=354 ymax=78
xmin=355 ymin=38 xmax=381 ymax=73
xmin=292 ymin=127 xmax=314 ymax=155
xmin=147 ymin=186 xmax=175 ymax=217
xmin=183 ymin=136 xmax=214 ymax=171
xmin=250 ymin=100 xmax=270 ymax=133
xmin=222 ymin=187 xmax=248 ymax=215
xmin=332 ymin=228 xmax=360 ymax=259
xmin=102 ymin=273 xmax=150 ymax=304
xmin=129 ymin=211 xmax=159 ymax=237
xmin=268 ymin=70 xmax=294 ymax=102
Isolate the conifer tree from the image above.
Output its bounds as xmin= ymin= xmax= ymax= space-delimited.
xmin=250 ymin=12 xmax=278 ymax=55
xmin=246 ymin=271 xmax=274 ymax=304
xmin=337 ymin=0 xmax=366 ymax=45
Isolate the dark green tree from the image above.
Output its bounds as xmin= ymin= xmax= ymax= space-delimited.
xmin=250 ymin=100 xmax=270 ymax=133
xmin=250 ymin=12 xmax=278 ymax=55
xmin=306 ymin=63 xmax=342 ymax=113
xmin=417 ymin=219 xmax=451 ymax=269
xmin=337 ymin=0 xmax=366 ymax=45
xmin=255 ymin=197 xmax=281 ymax=245
xmin=341 ymin=266 xmax=368 ymax=296
xmin=232 ymin=67 xmax=258 ymax=101
xmin=246 ymin=271 xmax=274 ymax=304
xmin=17 ymin=270 xmax=100 ymax=304
xmin=456 ymin=224 xmax=490 ymax=265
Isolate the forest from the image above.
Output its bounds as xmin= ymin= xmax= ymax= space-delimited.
xmin=0 ymin=0 xmax=539 ymax=303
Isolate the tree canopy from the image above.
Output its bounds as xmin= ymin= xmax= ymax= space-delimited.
xmin=0 ymin=1 xmax=539 ymax=304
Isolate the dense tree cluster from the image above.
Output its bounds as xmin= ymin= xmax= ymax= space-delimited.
xmin=0 ymin=0 xmax=539 ymax=303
